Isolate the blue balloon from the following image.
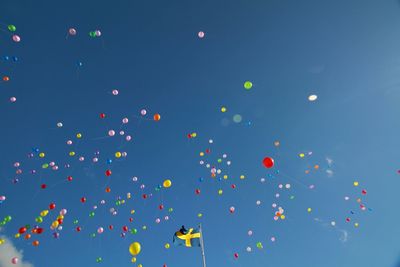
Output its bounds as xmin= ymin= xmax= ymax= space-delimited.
xmin=107 ymin=159 xmax=112 ymax=164
xmin=12 ymin=56 xmax=18 ymax=62
xmin=4 ymin=56 xmax=10 ymax=61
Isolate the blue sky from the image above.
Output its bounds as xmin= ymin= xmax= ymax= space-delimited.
xmin=1 ymin=0 xmax=400 ymax=266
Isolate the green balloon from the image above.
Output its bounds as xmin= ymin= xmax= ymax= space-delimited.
xmin=0 ymin=221 xmax=5 ymax=226
xmin=256 ymin=242 xmax=263 ymax=249
xmin=96 ymin=257 xmax=102 ymax=263
xmin=130 ymin=228 xmax=138 ymax=234
xmin=8 ymin=25 xmax=16 ymax=32
xmin=89 ymin=212 xmax=95 ymax=217
xmin=73 ymin=219 xmax=79 ymax=224
xmin=168 ymin=208 xmax=173 ymax=213
xmin=35 ymin=217 xmax=43 ymax=223
xmin=244 ymin=81 xmax=253 ymax=90
xmin=89 ymin=31 xmax=96 ymax=37
xmin=5 ymin=216 xmax=12 ymax=222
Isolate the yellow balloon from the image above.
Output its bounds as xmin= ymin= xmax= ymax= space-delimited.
xmin=0 ymin=238 xmax=5 ymax=245
xmin=165 ymin=243 xmax=170 ymax=249
xmin=40 ymin=210 xmax=49 ymax=217
xmin=115 ymin=152 xmax=122 ymax=158
xmin=131 ymin=257 xmax=137 ymax=263
xmin=15 ymin=233 xmax=20 ymax=239
xmin=163 ymin=179 xmax=172 ymax=188
xmin=52 ymin=221 xmax=59 ymax=228
xmin=76 ymin=133 xmax=82 ymax=139
xmin=221 ymin=106 xmax=227 ymax=113
xmin=69 ymin=151 xmax=75 ymax=156
xmin=39 ymin=152 xmax=45 ymax=158
xmin=138 ymin=264 xmax=142 ymax=267
xmin=129 ymin=242 xmax=141 ymax=256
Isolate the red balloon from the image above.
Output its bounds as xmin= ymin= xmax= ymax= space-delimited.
xmin=41 ymin=184 xmax=47 ymax=189
xmin=159 ymin=204 xmax=164 ymax=210
xmin=108 ymin=225 xmax=113 ymax=230
xmin=67 ymin=176 xmax=73 ymax=181
xmin=262 ymin=157 xmax=274 ymax=168
xmin=36 ymin=228 xmax=44 ymax=234
xmin=49 ymin=203 xmax=56 ymax=210
xmin=122 ymin=226 xmax=128 ymax=232
xmin=234 ymin=253 xmax=239 ymax=259
xmin=231 ymin=184 xmax=236 ymax=189
xmin=195 ymin=189 xmax=201 ymax=195
xmin=100 ymin=113 xmax=106 ymax=119
xmin=80 ymin=197 xmax=86 ymax=203
xmin=362 ymin=189 xmax=367 ymax=195
xmin=76 ymin=226 xmax=81 ymax=232
xmin=19 ymin=227 xmax=27 ymax=234
xmin=105 ymin=170 xmax=112 ymax=176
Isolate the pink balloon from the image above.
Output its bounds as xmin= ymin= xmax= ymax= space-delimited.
xmin=140 ymin=109 xmax=147 ymax=116
xmin=108 ymin=130 xmax=115 ymax=136
xmin=122 ymin=118 xmax=129 ymax=124
xmin=198 ymin=31 xmax=205 ymax=38
xmin=112 ymin=89 xmax=119 ymax=95
xmin=68 ymin=28 xmax=77 ymax=35
xmin=10 ymin=97 xmax=17 ymax=103
xmin=97 ymin=227 xmax=104 ymax=234
xmin=11 ymin=257 xmax=18 ymax=264
xmin=0 ymin=196 xmax=6 ymax=201
xmin=95 ymin=30 xmax=101 ymax=37
xmin=12 ymin=35 xmax=21 ymax=42
xmin=126 ymin=135 xmax=132 ymax=141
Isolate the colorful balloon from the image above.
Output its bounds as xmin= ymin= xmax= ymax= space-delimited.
xmin=129 ymin=242 xmax=141 ymax=256
xmin=244 ymin=81 xmax=253 ymax=90
xmin=12 ymin=35 xmax=21 ymax=42
xmin=163 ymin=179 xmax=172 ymax=188
xmin=8 ymin=25 xmax=16 ymax=32
xmin=153 ymin=113 xmax=161 ymax=121
xmin=262 ymin=157 xmax=274 ymax=168
xmin=68 ymin=28 xmax=77 ymax=35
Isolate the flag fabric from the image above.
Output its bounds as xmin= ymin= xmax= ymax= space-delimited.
xmin=173 ymin=226 xmax=201 ymax=247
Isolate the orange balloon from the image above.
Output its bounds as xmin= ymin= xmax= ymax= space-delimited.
xmin=153 ymin=114 xmax=161 ymax=121
xmin=32 ymin=240 xmax=39 ymax=246
xmin=2 ymin=76 xmax=9 ymax=82
xmin=105 ymin=187 xmax=111 ymax=193
xmin=24 ymin=234 xmax=31 ymax=240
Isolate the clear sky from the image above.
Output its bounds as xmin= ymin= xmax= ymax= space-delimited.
xmin=1 ymin=0 xmax=400 ymax=267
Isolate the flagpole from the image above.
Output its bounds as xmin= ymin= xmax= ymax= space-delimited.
xmin=199 ymin=224 xmax=207 ymax=267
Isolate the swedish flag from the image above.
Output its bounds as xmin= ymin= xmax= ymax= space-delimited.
xmin=173 ymin=226 xmax=201 ymax=247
